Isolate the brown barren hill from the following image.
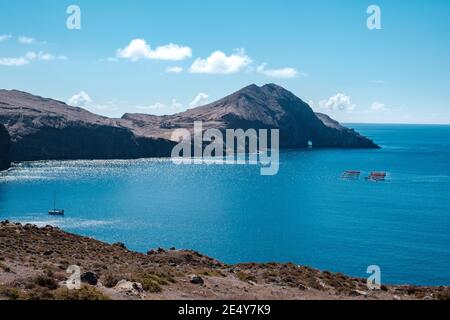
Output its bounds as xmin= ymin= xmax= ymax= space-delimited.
xmin=0 ymin=222 xmax=447 ymax=301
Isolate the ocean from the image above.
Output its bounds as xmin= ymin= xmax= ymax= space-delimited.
xmin=1 ymin=124 xmax=449 ymax=286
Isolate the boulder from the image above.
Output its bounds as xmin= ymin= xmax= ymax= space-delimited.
xmin=113 ymin=242 xmax=127 ymax=250
xmin=81 ymin=272 xmax=99 ymax=286
xmin=114 ymin=280 xmax=144 ymax=296
xmin=190 ymin=275 xmax=204 ymax=285
xmin=0 ymin=124 xmax=11 ymax=170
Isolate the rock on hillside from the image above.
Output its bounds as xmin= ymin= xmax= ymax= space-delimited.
xmin=0 ymin=123 xmax=11 ymax=170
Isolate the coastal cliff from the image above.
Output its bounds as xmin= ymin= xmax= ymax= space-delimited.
xmin=0 ymin=90 xmax=175 ymax=162
xmin=0 ymin=85 xmax=378 ymax=163
xmin=0 ymin=124 xmax=11 ymax=170
xmin=0 ymin=222 xmax=448 ymax=300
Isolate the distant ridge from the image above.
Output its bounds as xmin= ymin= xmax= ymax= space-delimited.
xmin=0 ymin=84 xmax=379 ymax=162
xmin=0 ymin=89 xmax=175 ymax=161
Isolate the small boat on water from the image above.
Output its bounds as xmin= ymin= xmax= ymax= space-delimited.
xmin=342 ymin=170 xmax=388 ymax=182
xmin=49 ymin=209 xmax=65 ymax=216
xmin=366 ymin=171 xmax=387 ymax=182
xmin=344 ymin=170 xmax=361 ymax=175
xmin=342 ymin=170 xmax=361 ymax=179
xmin=48 ymin=191 xmax=65 ymax=216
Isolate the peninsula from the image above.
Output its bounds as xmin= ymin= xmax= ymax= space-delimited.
xmin=0 ymin=84 xmax=379 ymax=165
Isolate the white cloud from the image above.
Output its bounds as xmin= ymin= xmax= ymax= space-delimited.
xmin=0 ymin=51 xmax=67 ymax=67
xmin=189 ymin=49 xmax=251 ymax=74
xmin=136 ymin=102 xmax=166 ymax=111
xmin=371 ymin=101 xmax=386 ymax=111
xmin=369 ymin=101 xmax=396 ymax=114
xmin=25 ymin=52 xmax=67 ymax=62
xmin=307 ymin=100 xmax=317 ymax=110
xmin=18 ymin=36 xmax=46 ymax=45
xmin=0 ymin=57 xmax=29 ymax=66
xmin=135 ymin=93 xmax=208 ymax=115
xmin=99 ymin=57 xmax=119 ymax=63
xmin=18 ymin=36 xmax=35 ymax=44
xmin=256 ymin=63 xmax=299 ymax=78
xmin=117 ymin=39 xmax=192 ymax=61
xmin=117 ymin=39 xmax=151 ymax=61
xmin=148 ymin=43 xmax=192 ymax=61
xmin=68 ymin=91 xmax=93 ymax=108
xmin=319 ymin=93 xmax=355 ymax=112
xmin=136 ymin=99 xmax=184 ymax=115
xmin=26 ymin=52 xmax=52 ymax=61
xmin=0 ymin=35 xmax=12 ymax=42
xmin=165 ymin=66 xmax=183 ymax=73
xmin=68 ymin=91 xmax=119 ymax=115
xmin=189 ymin=93 xmax=209 ymax=108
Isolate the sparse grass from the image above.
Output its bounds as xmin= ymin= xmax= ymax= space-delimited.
xmin=193 ymin=268 xmax=225 ymax=277
xmin=2 ymin=221 xmax=449 ymax=300
xmin=263 ymin=270 xmax=278 ymax=278
xmin=437 ymin=288 xmax=450 ymax=300
xmin=102 ymin=272 xmax=123 ymax=288
xmin=52 ymin=286 xmax=110 ymax=300
xmin=236 ymin=271 xmax=257 ymax=283
xmin=0 ymin=260 xmax=11 ymax=272
xmin=130 ymin=272 xmax=174 ymax=293
xmin=34 ymin=275 xmax=58 ymax=290
xmin=0 ymin=285 xmax=22 ymax=300
xmin=0 ymin=282 xmax=109 ymax=300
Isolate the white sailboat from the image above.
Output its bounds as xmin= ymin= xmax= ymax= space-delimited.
xmin=48 ymin=191 xmax=65 ymax=216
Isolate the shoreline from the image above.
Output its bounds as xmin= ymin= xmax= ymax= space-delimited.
xmin=1 ymin=221 xmax=449 ymax=300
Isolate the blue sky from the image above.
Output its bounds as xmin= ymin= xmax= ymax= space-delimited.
xmin=1 ymin=0 xmax=450 ymax=124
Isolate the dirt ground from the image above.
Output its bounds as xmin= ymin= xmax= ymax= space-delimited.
xmin=1 ymin=221 xmax=449 ymax=300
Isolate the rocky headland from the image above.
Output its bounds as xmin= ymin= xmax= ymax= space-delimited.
xmin=0 ymin=84 xmax=379 ymax=164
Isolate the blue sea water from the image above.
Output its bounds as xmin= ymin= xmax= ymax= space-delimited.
xmin=1 ymin=124 xmax=450 ymax=286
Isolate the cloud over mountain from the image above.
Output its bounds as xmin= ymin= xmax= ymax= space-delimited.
xmin=189 ymin=93 xmax=209 ymax=108
xmin=68 ymin=91 xmax=92 ymax=108
xmin=257 ymin=63 xmax=299 ymax=78
xmin=189 ymin=49 xmax=251 ymax=74
xmin=319 ymin=93 xmax=355 ymax=112
xmin=117 ymin=39 xmax=192 ymax=61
